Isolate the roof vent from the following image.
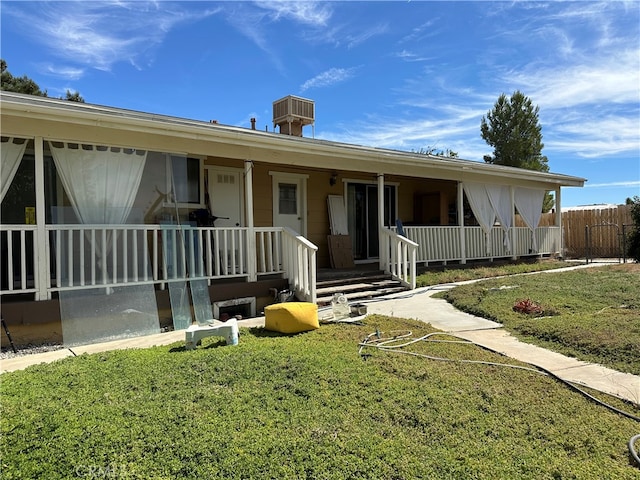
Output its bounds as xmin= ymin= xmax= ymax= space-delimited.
xmin=272 ymin=95 xmax=315 ymax=137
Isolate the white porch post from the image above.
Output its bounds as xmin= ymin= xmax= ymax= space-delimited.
xmin=457 ymin=182 xmax=466 ymax=264
xmin=555 ymin=186 xmax=563 ymax=257
xmin=245 ymin=160 xmax=257 ymax=281
xmin=510 ymin=186 xmax=517 ymax=260
xmin=377 ymin=173 xmax=386 ymax=271
xmin=34 ymin=137 xmax=50 ymax=300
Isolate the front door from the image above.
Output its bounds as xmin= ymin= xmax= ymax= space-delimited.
xmin=271 ymin=172 xmax=307 ymax=235
xmin=206 ymin=166 xmax=243 ymax=227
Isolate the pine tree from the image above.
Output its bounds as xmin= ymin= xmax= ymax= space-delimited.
xmin=481 ymin=91 xmax=552 ymax=211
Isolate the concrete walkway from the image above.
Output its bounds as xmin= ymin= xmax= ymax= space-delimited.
xmin=2 ymin=269 xmax=639 ymax=407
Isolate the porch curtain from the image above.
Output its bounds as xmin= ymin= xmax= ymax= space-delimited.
xmin=1 ymin=137 xmax=28 ymax=203
xmin=50 ymin=142 xmax=147 ymax=224
xmin=463 ymin=183 xmax=496 ymax=255
xmin=514 ymin=187 xmax=545 ymax=252
xmin=487 ymin=185 xmax=513 ymax=252
xmin=49 ymin=142 xmax=147 ymax=262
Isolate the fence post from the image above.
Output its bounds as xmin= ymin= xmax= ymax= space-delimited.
xmin=584 ymin=225 xmax=589 ymax=264
xmin=622 ymin=224 xmax=627 ymax=264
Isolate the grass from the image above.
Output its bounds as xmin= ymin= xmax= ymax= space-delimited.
xmin=436 ymin=263 xmax=640 ymax=376
xmin=1 ymin=315 xmax=639 ymax=479
xmin=415 ymin=258 xmax=574 ymax=288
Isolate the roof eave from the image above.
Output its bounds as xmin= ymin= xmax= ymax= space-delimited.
xmin=0 ymin=91 xmax=587 ymax=188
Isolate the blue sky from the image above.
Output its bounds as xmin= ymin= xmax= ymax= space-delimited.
xmin=2 ymin=0 xmax=639 ymax=207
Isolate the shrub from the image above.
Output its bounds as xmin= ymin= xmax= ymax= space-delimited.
xmin=626 ymin=196 xmax=640 ymax=262
xmin=512 ymin=298 xmax=543 ymax=316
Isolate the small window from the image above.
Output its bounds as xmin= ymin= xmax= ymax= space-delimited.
xmin=279 ymin=183 xmax=297 ymax=214
xmin=170 ymin=156 xmax=202 ymax=204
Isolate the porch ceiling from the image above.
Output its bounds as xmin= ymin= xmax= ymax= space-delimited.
xmin=1 ymin=91 xmax=586 ymax=189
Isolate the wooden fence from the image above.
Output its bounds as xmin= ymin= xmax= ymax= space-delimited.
xmin=521 ymin=205 xmax=633 ymax=258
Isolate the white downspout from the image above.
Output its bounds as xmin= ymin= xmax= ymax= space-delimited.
xmin=458 ymin=182 xmax=466 ymax=264
xmin=34 ymin=137 xmax=50 ymax=300
xmin=245 ymin=160 xmax=257 ymax=281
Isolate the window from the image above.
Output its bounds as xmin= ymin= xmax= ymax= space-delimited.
xmin=278 ymin=183 xmax=297 ymax=214
xmin=168 ymin=156 xmax=203 ymax=206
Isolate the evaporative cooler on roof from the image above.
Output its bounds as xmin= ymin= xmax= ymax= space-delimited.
xmin=272 ymin=95 xmax=315 ymax=137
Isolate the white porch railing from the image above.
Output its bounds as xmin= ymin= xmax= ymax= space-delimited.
xmin=1 ymin=223 xmax=559 ymax=299
xmin=396 ymin=225 xmax=561 ymax=265
xmin=281 ymin=227 xmax=318 ymax=303
xmin=0 ymin=225 xmax=38 ymax=295
xmin=44 ymin=225 xmax=312 ymax=293
xmin=255 ymin=227 xmax=284 ymax=275
xmin=45 ymin=224 xmax=252 ymax=292
xmin=380 ymin=228 xmax=418 ymax=289
xmin=401 ymin=226 xmax=462 ymax=263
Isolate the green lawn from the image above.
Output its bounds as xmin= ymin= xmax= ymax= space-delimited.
xmin=1 ymin=315 xmax=638 ymax=479
xmin=436 ymin=263 xmax=640 ymax=376
xmin=415 ymin=258 xmax=574 ymax=288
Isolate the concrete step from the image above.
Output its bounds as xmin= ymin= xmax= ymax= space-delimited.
xmin=317 ymin=286 xmax=408 ymax=306
xmin=315 ymin=269 xmax=409 ymax=306
xmin=316 ymin=279 xmax=402 ymax=296
xmin=316 ymin=273 xmax=392 ymax=289
xmin=316 ymin=277 xmax=408 ymax=305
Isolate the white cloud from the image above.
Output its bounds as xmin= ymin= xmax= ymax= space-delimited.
xmin=42 ymin=65 xmax=85 ymax=80
xmin=394 ymin=50 xmax=435 ymax=63
xmin=225 ymin=1 xmax=333 ymax=73
xmin=300 ymin=67 xmax=357 ymax=92
xmin=584 ymin=181 xmax=640 ymax=188
xmin=253 ymin=1 xmax=332 ymax=26
xmin=545 ymin=116 xmax=640 ymax=157
xmin=505 ymin=49 xmax=640 ymax=109
xmin=5 ymin=1 xmax=220 ymax=74
xmin=345 ymin=23 xmax=388 ymax=49
xmin=320 ymin=110 xmax=488 ymax=162
xmin=396 ymin=50 xmax=418 ymax=60
xmin=399 ymin=19 xmax=440 ymax=43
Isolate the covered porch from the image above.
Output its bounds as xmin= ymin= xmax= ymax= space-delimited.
xmin=1 ymin=136 xmax=566 ymax=308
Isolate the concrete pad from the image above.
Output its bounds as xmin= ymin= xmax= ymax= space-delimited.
xmin=238 ymin=317 xmax=266 ymax=329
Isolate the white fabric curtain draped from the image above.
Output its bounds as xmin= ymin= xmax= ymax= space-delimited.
xmin=487 ymin=185 xmax=513 ymax=252
xmin=50 ymin=142 xmax=147 ymax=270
xmin=463 ymin=183 xmax=496 ymax=255
xmin=1 ymin=137 xmax=28 ymax=203
xmin=514 ymin=187 xmax=545 ymax=252
xmin=50 ymin=143 xmax=147 ymax=225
